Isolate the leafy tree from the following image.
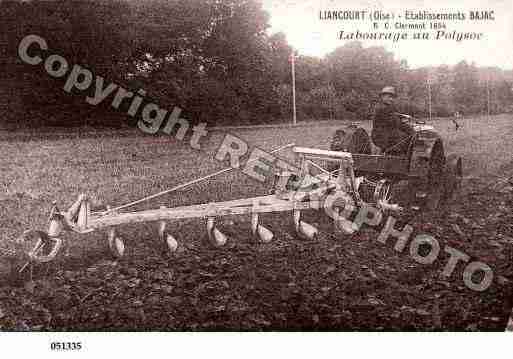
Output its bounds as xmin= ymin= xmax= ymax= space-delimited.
xmin=1 ymin=0 xmax=135 ymax=126
xmin=2 ymin=1 xmax=512 ymax=128
xmin=452 ymin=61 xmax=481 ymax=115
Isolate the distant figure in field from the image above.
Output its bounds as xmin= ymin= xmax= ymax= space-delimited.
xmin=371 ymin=86 xmax=414 ymax=155
xmin=452 ymin=111 xmax=461 ymax=131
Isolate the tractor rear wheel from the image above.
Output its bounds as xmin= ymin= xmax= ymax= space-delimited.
xmin=330 ymin=125 xmax=383 ymax=203
xmin=330 ymin=125 xmax=372 ymax=154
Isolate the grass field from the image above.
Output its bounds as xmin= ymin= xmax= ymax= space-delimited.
xmin=0 ymin=115 xmax=512 ymax=330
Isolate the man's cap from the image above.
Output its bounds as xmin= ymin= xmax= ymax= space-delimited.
xmin=380 ymin=86 xmax=396 ymax=97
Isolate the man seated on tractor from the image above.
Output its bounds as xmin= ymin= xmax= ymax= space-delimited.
xmin=371 ymin=86 xmax=415 ymax=156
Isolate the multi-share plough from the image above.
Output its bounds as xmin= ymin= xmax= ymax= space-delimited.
xmin=11 ymin=146 xmax=401 ymax=269
xmin=12 ymin=117 xmax=463 ymax=272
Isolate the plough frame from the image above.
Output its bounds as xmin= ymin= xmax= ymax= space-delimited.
xmin=14 ymin=146 xmax=398 ymax=266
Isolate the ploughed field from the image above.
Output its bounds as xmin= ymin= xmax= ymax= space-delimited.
xmin=0 ymin=115 xmax=512 ymax=330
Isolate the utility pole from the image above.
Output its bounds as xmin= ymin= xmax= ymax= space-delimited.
xmin=290 ymin=51 xmax=297 ymax=125
xmin=328 ymin=62 xmax=335 ymax=121
xmin=487 ymin=74 xmax=491 ymax=119
xmin=427 ymin=78 xmax=432 ymax=121
xmin=405 ymin=84 xmax=411 ymax=114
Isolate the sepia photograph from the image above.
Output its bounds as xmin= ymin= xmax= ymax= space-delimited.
xmin=0 ymin=0 xmax=512 ymax=356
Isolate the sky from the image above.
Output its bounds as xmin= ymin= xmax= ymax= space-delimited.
xmin=261 ymin=0 xmax=513 ymax=69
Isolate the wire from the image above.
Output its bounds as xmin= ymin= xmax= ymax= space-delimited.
xmin=98 ymin=143 xmax=296 ymax=215
xmin=382 ymin=133 xmax=416 ymax=155
xmin=306 ymin=160 xmax=332 ymax=176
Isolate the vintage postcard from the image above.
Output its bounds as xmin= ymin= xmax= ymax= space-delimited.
xmin=0 ymin=0 xmax=512 ymax=357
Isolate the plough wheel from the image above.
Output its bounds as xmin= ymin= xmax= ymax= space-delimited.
xmin=330 ymin=125 xmax=372 ymax=154
xmin=107 ymin=229 xmax=125 ymax=259
xmin=17 ymin=230 xmax=63 ymax=263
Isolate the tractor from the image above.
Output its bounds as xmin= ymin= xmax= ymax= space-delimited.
xmin=329 ymin=114 xmax=463 ymax=211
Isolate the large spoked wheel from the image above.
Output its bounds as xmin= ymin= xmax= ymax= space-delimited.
xmin=330 ymin=125 xmax=372 ymax=155
xmin=425 ymin=142 xmax=446 ymax=211
xmin=330 ymin=126 xmax=392 ymax=204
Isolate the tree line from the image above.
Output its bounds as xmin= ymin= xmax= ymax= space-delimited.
xmin=1 ymin=0 xmax=512 ymax=128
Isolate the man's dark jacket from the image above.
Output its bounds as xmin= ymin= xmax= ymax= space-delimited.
xmin=371 ymin=102 xmax=413 ymax=153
